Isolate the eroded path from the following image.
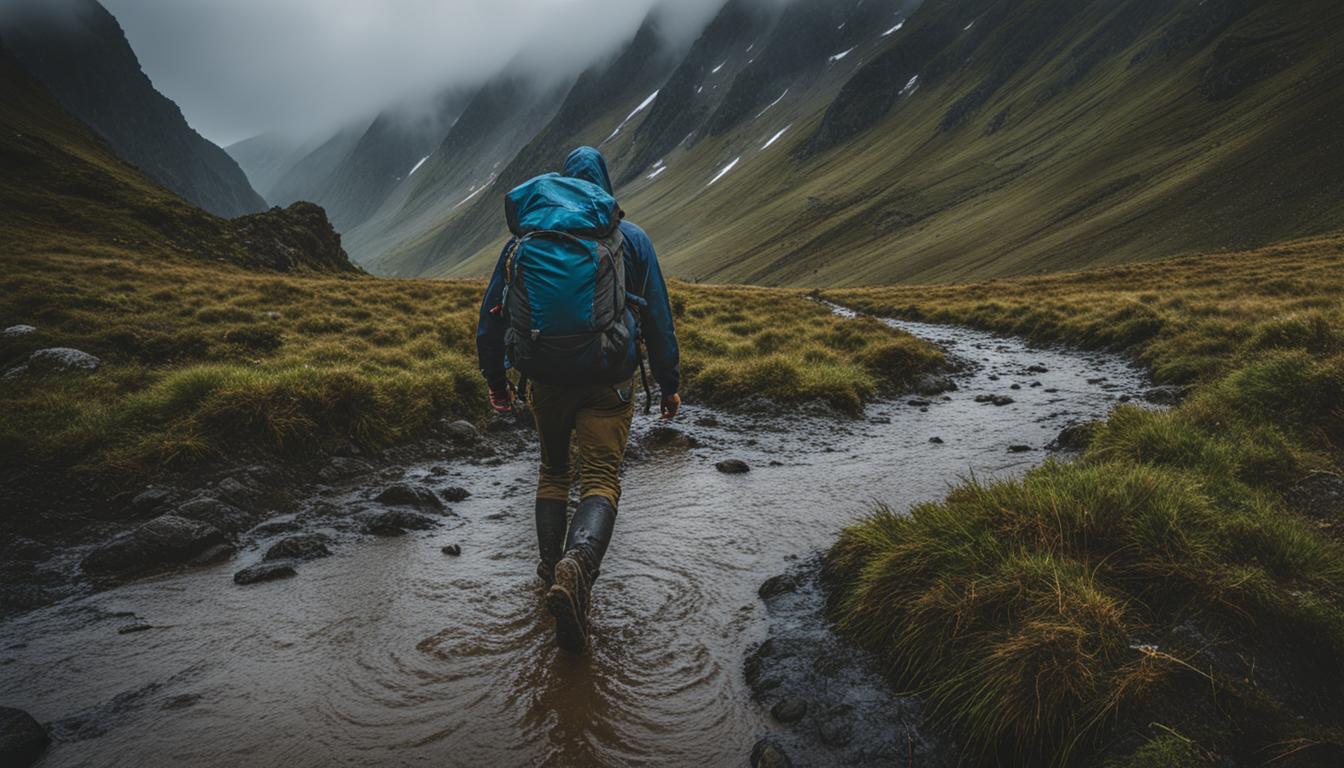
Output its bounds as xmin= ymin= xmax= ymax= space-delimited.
xmin=0 ymin=317 xmax=1152 ymax=767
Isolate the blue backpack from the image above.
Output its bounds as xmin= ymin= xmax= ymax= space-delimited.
xmin=501 ymin=173 xmax=638 ymax=386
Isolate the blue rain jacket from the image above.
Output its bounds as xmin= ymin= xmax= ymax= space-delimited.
xmin=476 ymin=147 xmax=681 ymax=395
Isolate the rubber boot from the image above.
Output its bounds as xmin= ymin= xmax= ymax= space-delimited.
xmin=546 ymin=495 xmax=616 ymax=653
xmin=534 ymin=498 xmax=568 ymax=586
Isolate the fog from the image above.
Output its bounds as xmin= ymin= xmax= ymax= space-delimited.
xmin=86 ymin=0 xmax=736 ymax=147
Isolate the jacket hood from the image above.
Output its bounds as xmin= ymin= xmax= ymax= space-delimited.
xmin=563 ymin=146 xmax=613 ymax=195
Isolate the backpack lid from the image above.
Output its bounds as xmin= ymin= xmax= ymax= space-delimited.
xmin=505 ymin=173 xmax=620 ymax=238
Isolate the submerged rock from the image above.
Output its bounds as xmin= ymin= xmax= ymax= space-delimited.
xmin=716 ymin=459 xmax=751 ymax=475
xmin=82 ymin=515 xmax=227 ymax=575
xmin=363 ymin=510 xmax=438 ymax=536
xmin=375 ymin=483 xmax=442 ymax=509
xmin=749 ymin=737 xmax=794 ymax=768
xmin=440 ymin=487 xmax=471 ymax=503
xmin=771 ymin=695 xmax=809 ymax=724
xmin=0 ymin=707 xmax=49 ymax=767
xmin=441 ymin=544 xmax=462 ymax=556
xmin=973 ymin=394 xmax=1015 ymax=406
xmin=233 ymin=563 xmax=297 ymax=585
xmin=1007 ymin=444 xmax=1034 ymax=453
xmin=263 ymin=534 xmax=331 ymax=562
xmin=641 ymin=425 xmax=701 ymax=450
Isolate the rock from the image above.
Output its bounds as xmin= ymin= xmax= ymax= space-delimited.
xmin=117 ymin=623 xmax=153 ymax=634
xmin=0 ymin=706 xmax=49 ymax=767
xmin=1143 ymin=385 xmax=1187 ymax=405
xmin=444 ymin=420 xmax=481 ymax=444
xmin=249 ymin=520 xmax=301 ymax=536
xmin=2 ymin=324 xmax=37 ymax=338
xmin=1008 ymin=444 xmax=1034 ymax=453
xmin=758 ymin=573 xmax=797 ymax=600
xmin=771 ymin=696 xmax=808 ymax=724
xmin=768 ymin=460 xmax=784 ymax=467
xmin=441 ymin=544 xmax=462 ymax=556
xmin=974 ymin=394 xmax=1015 ymax=406
xmin=1086 ymin=377 xmax=1107 ymax=385
xmin=263 ymin=534 xmax=331 ymax=562
xmin=1286 ymin=474 xmax=1344 ymax=522
xmin=749 ymin=737 xmax=794 ymax=768
xmin=214 ymin=477 xmax=258 ymax=506
xmin=817 ymin=714 xmax=853 ymax=747
xmin=641 ymin=425 xmax=700 ymax=450
xmin=233 ymin=563 xmax=297 ymax=585
xmin=375 ymin=483 xmax=443 ymax=509
xmin=265 ymin=311 xmax=282 ymax=321
xmin=716 ymin=459 xmax=751 ymax=475
xmin=318 ymin=457 xmax=374 ymax=483
xmin=440 ymin=487 xmax=471 ymax=503
xmin=1048 ymin=421 xmax=1097 ymax=453
xmin=176 ymin=497 xmax=251 ymax=533
xmin=130 ymin=487 xmax=173 ymax=513
xmin=363 ymin=510 xmax=438 ymax=536
xmin=189 ymin=543 xmax=236 ymax=566
xmin=8 ymin=347 xmax=101 ymax=379
xmin=928 ymin=436 xmax=944 ymax=444
xmin=82 ymin=515 xmax=228 ymax=575
xmin=1026 ymin=364 xmax=1049 ymax=374
xmin=1009 ymin=383 xmax=1022 ymax=390
xmin=911 ymin=373 xmax=956 ymax=396
xmin=868 ymin=415 xmax=891 ymax=424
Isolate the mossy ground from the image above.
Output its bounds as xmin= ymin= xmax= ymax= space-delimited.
xmin=823 ymin=234 xmax=1344 ymax=766
xmin=0 ymin=248 xmax=943 ymax=500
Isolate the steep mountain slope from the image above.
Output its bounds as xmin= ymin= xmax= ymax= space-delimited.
xmin=265 ymin=123 xmax=367 ymax=211
xmin=366 ymin=0 xmax=1341 ymax=286
xmin=619 ymin=0 xmax=1344 ymax=286
xmin=349 ymin=72 xmax=570 ymax=273
xmin=373 ymin=11 xmax=690 ymax=276
xmin=225 ymin=132 xmax=309 ymax=205
xmin=0 ymin=42 xmax=353 ymax=273
xmin=0 ymin=0 xmax=266 ymax=218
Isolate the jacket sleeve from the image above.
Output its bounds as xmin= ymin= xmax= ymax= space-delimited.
xmin=475 ymin=241 xmax=512 ymax=386
xmin=625 ymin=224 xmax=680 ymax=395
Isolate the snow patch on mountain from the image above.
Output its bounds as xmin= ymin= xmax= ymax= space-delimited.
xmin=408 ymin=155 xmax=430 ymax=177
xmin=755 ymin=89 xmax=789 ymax=119
xmin=828 ymin=47 xmax=856 ymax=63
xmin=712 ymin=61 xmax=726 ymax=74
xmin=603 ymin=89 xmax=660 ymax=144
xmin=882 ymin=21 xmax=905 ymax=37
xmin=761 ymin=125 xmax=792 ymax=151
xmin=708 ymin=157 xmax=740 ymax=186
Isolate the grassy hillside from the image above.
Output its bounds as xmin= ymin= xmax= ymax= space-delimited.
xmin=376 ymin=0 xmax=1343 ymax=289
xmin=823 ymin=233 xmax=1344 ymax=765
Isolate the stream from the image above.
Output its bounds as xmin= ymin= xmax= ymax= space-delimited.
xmin=0 ymin=317 xmax=1153 ymax=767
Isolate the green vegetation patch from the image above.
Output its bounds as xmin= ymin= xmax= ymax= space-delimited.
xmin=826 ymin=235 xmax=1344 ymax=765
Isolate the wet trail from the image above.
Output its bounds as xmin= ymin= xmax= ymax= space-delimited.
xmin=0 ymin=317 xmax=1151 ymax=767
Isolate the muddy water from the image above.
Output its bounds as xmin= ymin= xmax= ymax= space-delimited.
xmin=0 ymin=318 xmax=1150 ymax=767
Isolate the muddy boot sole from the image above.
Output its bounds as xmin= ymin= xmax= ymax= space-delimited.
xmin=546 ymin=559 xmax=588 ymax=654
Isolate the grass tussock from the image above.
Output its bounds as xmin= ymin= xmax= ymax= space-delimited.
xmin=825 ymin=234 xmax=1344 ymax=765
xmin=0 ymin=253 xmax=943 ymax=485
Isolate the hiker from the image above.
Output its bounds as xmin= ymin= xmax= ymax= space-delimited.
xmin=476 ymin=146 xmax=680 ymax=653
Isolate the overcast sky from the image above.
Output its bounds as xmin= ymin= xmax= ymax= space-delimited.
xmin=98 ymin=0 xmax=731 ymax=147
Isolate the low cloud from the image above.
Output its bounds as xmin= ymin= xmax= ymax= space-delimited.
xmin=95 ymin=0 xmax=732 ymax=146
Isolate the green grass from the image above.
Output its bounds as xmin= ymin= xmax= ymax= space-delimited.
xmin=0 ymin=250 xmax=944 ymax=491
xmin=824 ymin=235 xmax=1344 ymax=766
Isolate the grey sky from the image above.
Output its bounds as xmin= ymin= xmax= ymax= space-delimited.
xmin=98 ymin=0 xmax=731 ymax=147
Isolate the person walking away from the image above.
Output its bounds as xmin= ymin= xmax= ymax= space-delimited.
xmin=475 ymin=146 xmax=680 ymax=653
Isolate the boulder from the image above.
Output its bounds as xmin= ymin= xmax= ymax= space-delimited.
xmin=0 ymin=707 xmax=48 ymax=767
xmin=189 ymin=543 xmax=236 ymax=566
xmin=441 ymin=544 xmax=462 ymax=556
xmin=770 ymin=695 xmax=808 ymax=724
xmin=716 ymin=459 xmax=751 ymax=475
xmin=974 ymin=394 xmax=1015 ymax=406
xmin=641 ymin=425 xmax=701 ymax=451
xmin=1048 ymin=421 xmax=1097 ymax=453
xmin=2 ymin=324 xmax=37 ymax=338
xmin=444 ymin=420 xmax=481 ymax=444
xmin=911 ymin=373 xmax=957 ymax=396
xmin=1008 ymin=444 xmax=1034 ymax=453
xmin=263 ymin=534 xmax=331 ymax=562
xmin=214 ymin=477 xmax=258 ymax=506
xmin=440 ymin=486 xmax=471 ymax=503
xmin=758 ymin=573 xmax=797 ymax=600
xmin=176 ymin=497 xmax=251 ymax=533
xmin=82 ymin=515 xmax=227 ymax=575
xmin=318 ymin=457 xmax=374 ymax=483
xmin=749 ymin=737 xmax=794 ymax=768
xmin=363 ymin=510 xmax=438 ymax=536
xmin=249 ymin=520 xmax=301 ymax=537
xmin=375 ymin=483 xmax=442 ymax=509
xmin=928 ymin=436 xmax=945 ymax=444
xmin=1143 ymin=385 xmax=1187 ymax=405
xmin=233 ymin=563 xmax=297 ymax=585
xmin=130 ymin=487 xmax=174 ymax=514
xmin=12 ymin=347 xmax=101 ymax=378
